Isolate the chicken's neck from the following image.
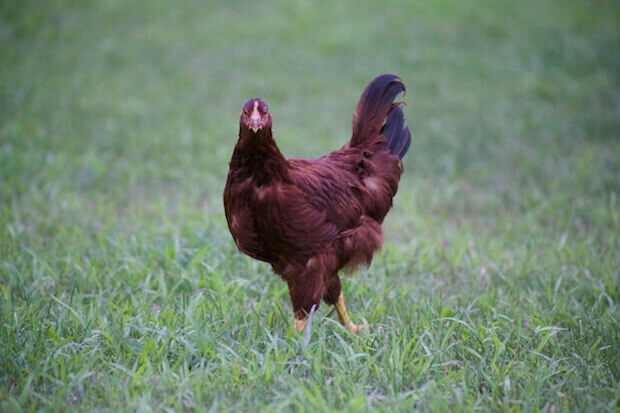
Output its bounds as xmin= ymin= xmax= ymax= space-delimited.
xmin=230 ymin=127 xmax=289 ymax=184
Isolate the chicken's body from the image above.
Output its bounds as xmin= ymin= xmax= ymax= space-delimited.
xmin=224 ymin=74 xmax=411 ymax=333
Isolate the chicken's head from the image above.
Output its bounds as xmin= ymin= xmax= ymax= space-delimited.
xmin=240 ymin=98 xmax=271 ymax=133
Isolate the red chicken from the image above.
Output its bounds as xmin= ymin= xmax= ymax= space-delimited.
xmin=224 ymin=74 xmax=411 ymax=333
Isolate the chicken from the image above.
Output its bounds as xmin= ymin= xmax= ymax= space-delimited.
xmin=223 ymin=74 xmax=411 ymax=333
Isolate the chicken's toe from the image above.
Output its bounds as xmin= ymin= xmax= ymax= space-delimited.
xmin=294 ymin=318 xmax=307 ymax=333
xmin=348 ymin=322 xmax=370 ymax=334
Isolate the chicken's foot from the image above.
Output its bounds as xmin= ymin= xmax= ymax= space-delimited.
xmin=294 ymin=317 xmax=307 ymax=333
xmin=335 ymin=292 xmax=368 ymax=334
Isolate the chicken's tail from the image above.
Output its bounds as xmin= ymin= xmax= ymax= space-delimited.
xmin=349 ymin=74 xmax=411 ymax=159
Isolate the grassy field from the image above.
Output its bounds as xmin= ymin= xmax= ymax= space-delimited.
xmin=1 ymin=0 xmax=618 ymax=410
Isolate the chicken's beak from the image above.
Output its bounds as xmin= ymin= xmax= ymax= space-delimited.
xmin=249 ymin=103 xmax=263 ymax=132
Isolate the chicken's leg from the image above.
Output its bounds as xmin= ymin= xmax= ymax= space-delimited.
xmin=335 ymin=292 xmax=368 ymax=334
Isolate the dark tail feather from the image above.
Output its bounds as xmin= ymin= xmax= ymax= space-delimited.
xmin=398 ymin=127 xmax=411 ymax=158
xmin=349 ymin=74 xmax=406 ymax=150
xmin=382 ymin=106 xmax=412 ymax=159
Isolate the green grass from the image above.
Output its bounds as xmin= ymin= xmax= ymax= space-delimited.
xmin=1 ymin=0 xmax=618 ymax=410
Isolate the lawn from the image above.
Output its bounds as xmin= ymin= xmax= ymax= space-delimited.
xmin=1 ymin=0 xmax=618 ymax=410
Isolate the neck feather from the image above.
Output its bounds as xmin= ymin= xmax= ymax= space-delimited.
xmin=230 ymin=126 xmax=288 ymax=184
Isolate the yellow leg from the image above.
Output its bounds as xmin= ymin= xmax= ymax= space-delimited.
xmin=335 ymin=292 xmax=368 ymax=334
xmin=294 ymin=317 xmax=307 ymax=333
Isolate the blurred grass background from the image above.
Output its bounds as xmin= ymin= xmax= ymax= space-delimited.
xmin=1 ymin=0 xmax=618 ymax=411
